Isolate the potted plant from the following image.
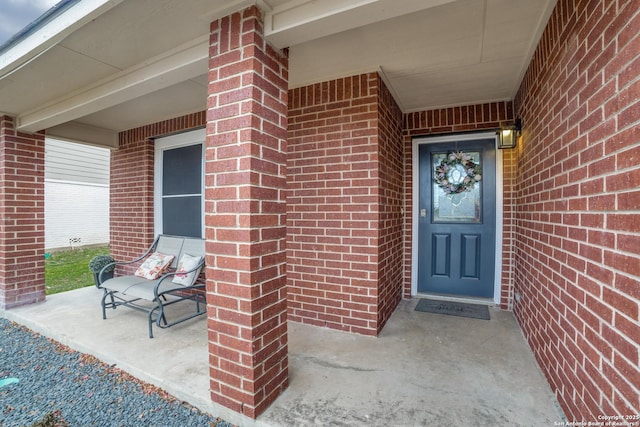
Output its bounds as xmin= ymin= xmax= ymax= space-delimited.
xmin=89 ymin=255 xmax=115 ymax=287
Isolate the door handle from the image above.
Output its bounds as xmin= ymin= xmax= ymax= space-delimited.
xmin=420 ymin=208 xmax=427 ymax=217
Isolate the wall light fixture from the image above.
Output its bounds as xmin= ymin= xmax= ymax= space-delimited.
xmin=496 ymin=118 xmax=522 ymax=149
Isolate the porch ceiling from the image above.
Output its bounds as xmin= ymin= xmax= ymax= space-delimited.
xmin=0 ymin=0 xmax=556 ymax=148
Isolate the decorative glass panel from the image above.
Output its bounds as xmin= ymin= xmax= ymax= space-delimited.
xmin=432 ymin=151 xmax=481 ymax=223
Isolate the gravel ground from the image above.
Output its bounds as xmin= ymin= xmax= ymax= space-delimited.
xmin=0 ymin=319 xmax=233 ymax=427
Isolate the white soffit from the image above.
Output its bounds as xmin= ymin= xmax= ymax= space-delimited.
xmin=59 ymin=0 xmax=214 ymax=70
xmin=288 ymin=0 xmax=556 ymax=111
xmin=75 ymin=78 xmax=207 ymax=131
xmin=0 ymin=0 xmax=556 ymax=145
xmin=264 ymin=0 xmax=456 ymax=48
xmin=1 ymin=44 xmax=119 ymax=114
xmin=1 ymin=0 xmax=271 ymax=138
xmin=46 ymin=121 xmax=118 ymax=148
xmin=17 ymin=36 xmax=210 ymax=132
xmin=393 ymin=57 xmax=524 ymax=110
xmin=0 ymin=0 xmax=125 ymax=78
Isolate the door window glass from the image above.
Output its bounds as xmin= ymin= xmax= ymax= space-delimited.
xmin=432 ymin=151 xmax=481 ymax=223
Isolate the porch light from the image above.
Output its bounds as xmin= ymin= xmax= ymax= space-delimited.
xmin=496 ymin=119 xmax=521 ymax=149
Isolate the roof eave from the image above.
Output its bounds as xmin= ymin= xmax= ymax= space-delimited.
xmin=0 ymin=0 xmax=124 ymax=81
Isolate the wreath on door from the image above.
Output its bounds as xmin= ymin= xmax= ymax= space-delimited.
xmin=434 ymin=151 xmax=482 ymax=194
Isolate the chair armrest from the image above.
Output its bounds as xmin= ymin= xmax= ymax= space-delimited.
xmin=96 ymin=259 xmax=142 ymax=286
xmin=97 ymin=262 xmax=116 ymax=287
xmin=97 ymin=237 xmax=161 ymax=287
xmin=153 ymin=259 xmax=205 ymax=298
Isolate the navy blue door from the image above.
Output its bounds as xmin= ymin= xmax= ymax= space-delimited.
xmin=417 ymin=139 xmax=496 ymax=298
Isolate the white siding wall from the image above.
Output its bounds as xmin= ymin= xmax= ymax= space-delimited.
xmin=46 ymin=139 xmax=109 ymax=184
xmin=45 ymin=182 xmax=110 ymax=249
xmin=45 ymin=139 xmax=110 ymax=250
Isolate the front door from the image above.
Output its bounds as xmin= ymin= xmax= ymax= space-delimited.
xmin=417 ymin=138 xmax=496 ymax=298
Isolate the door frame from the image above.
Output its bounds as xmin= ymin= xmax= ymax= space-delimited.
xmin=411 ymin=131 xmax=504 ymax=304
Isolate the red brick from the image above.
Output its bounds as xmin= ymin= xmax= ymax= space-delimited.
xmin=615 ymin=315 xmax=640 ymax=347
xmin=204 ymin=6 xmax=289 ymax=419
xmin=506 ymin=0 xmax=640 ymax=418
xmin=287 ymin=73 xmax=403 ymax=335
xmin=614 ymin=274 xmax=640 ymax=300
xmin=603 ymin=324 xmax=639 ymax=385
xmin=0 ymin=117 xmax=45 ymax=309
xmin=607 ymin=214 xmax=640 ymax=233
xmin=603 ymin=286 xmax=638 ymax=319
xmin=100 ymin=0 xmax=640 ymax=423
xmin=603 ymin=362 xmax=639 ymax=411
xmin=604 ymin=250 xmax=640 ymax=277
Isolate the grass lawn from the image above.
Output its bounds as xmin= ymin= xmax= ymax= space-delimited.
xmin=45 ymin=246 xmax=110 ymax=295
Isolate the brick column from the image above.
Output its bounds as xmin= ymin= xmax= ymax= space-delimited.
xmin=205 ymin=7 xmax=289 ymax=419
xmin=0 ymin=116 xmax=45 ymax=309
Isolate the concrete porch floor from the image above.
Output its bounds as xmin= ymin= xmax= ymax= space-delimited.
xmin=1 ymin=286 xmax=564 ymax=426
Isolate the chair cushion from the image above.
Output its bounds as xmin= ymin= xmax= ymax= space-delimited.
xmin=134 ymin=252 xmax=174 ymax=280
xmin=172 ymin=253 xmax=203 ymax=286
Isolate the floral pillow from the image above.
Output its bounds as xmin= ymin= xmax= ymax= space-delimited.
xmin=172 ymin=253 xmax=203 ymax=286
xmin=134 ymin=252 xmax=175 ymax=280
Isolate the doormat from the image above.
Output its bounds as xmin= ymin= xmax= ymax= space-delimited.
xmin=414 ymin=299 xmax=490 ymax=320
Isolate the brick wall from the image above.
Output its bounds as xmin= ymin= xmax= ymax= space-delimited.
xmin=112 ymin=112 xmax=205 ymax=273
xmin=403 ymin=102 xmax=515 ymax=306
xmin=288 ymin=72 xmax=404 ymax=335
xmin=513 ymin=0 xmax=640 ymax=420
xmin=205 ymin=7 xmax=289 ymax=418
xmin=0 ymin=116 xmax=45 ymax=309
xmin=501 ymin=148 xmax=518 ymax=309
xmin=376 ymin=76 xmax=404 ymax=332
xmin=103 ymin=1 xmax=639 ymax=419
